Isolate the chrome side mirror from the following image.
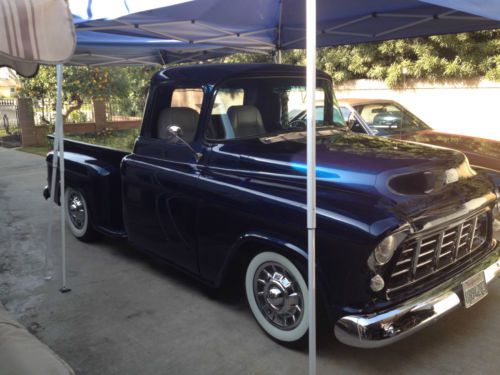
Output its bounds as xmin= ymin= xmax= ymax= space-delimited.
xmin=166 ymin=125 xmax=183 ymax=139
xmin=164 ymin=124 xmax=203 ymax=163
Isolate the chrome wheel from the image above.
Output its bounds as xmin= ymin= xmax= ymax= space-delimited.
xmin=64 ymin=187 xmax=96 ymax=241
xmin=245 ymin=252 xmax=308 ymax=343
xmin=68 ymin=191 xmax=86 ymax=230
xmin=253 ymin=262 xmax=304 ymax=330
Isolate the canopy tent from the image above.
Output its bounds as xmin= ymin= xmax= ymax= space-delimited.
xmin=72 ymin=0 xmax=500 ymax=52
xmin=4 ymin=1 xmax=497 ymax=374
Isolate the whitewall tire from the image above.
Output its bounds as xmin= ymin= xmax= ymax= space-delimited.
xmin=245 ymin=251 xmax=308 ymax=344
xmin=64 ymin=187 xmax=97 ymax=241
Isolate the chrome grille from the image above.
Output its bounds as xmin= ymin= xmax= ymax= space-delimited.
xmin=387 ymin=212 xmax=490 ymax=294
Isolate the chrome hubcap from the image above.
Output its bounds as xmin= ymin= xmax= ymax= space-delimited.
xmin=253 ymin=261 xmax=304 ymax=330
xmin=68 ymin=192 xmax=85 ymax=230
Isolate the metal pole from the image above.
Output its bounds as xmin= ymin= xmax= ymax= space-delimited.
xmin=45 ymin=131 xmax=59 ymax=280
xmin=55 ymin=64 xmax=70 ymax=293
xmin=306 ymin=0 xmax=317 ymax=374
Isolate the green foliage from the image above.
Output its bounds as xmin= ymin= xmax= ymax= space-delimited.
xmin=316 ymin=30 xmax=500 ymax=87
xmin=68 ymin=128 xmax=140 ymax=152
xmin=221 ymin=30 xmax=500 ymax=88
xmin=19 ymin=65 xmax=156 ymax=123
xmin=19 ymin=65 xmax=129 ymax=102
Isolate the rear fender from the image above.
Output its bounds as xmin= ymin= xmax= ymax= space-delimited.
xmin=46 ymin=151 xmax=121 ymax=230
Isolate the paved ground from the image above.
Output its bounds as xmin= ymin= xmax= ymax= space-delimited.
xmin=1 ymin=146 xmax=499 ymax=375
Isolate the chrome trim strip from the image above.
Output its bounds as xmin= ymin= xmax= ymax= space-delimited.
xmin=451 ymin=223 xmax=464 ymax=263
xmin=334 ymin=242 xmax=500 ymax=348
xmin=433 ymin=232 xmax=445 ymax=269
xmin=410 ymin=240 xmax=421 ymax=281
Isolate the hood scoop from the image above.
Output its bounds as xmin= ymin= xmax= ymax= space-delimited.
xmin=388 ymin=160 xmax=476 ymax=196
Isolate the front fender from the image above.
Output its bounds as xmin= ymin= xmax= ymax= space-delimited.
xmin=215 ymin=231 xmax=337 ymax=323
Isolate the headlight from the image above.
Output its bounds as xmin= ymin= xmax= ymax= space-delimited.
xmin=374 ymin=236 xmax=397 ymax=265
xmin=370 ymin=232 xmax=407 ymax=267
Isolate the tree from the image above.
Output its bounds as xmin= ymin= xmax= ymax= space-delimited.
xmin=221 ymin=30 xmax=500 ymax=88
xmin=315 ymin=30 xmax=500 ymax=87
xmin=19 ymin=65 xmax=130 ymax=123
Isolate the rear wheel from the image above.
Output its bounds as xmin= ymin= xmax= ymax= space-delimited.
xmin=245 ymin=251 xmax=308 ymax=345
xmin=64 ymin=187 xmax=98 ymax=241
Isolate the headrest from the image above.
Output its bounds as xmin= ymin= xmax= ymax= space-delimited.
xmin=157 ymin=107 xmax=199 ymax=142
xmin=227 ymin=105 xmax=265 ymax=138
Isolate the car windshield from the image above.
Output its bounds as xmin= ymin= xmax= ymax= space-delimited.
xmin=208 ymin=76 xmax=345 ymax=140
xmin=352 ymin=102 xmax=431 ymax=136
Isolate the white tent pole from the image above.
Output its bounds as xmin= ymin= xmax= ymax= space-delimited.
xmin=306 ymin=0 xmax=317 ymax=374
xmin=55 ymin=64 xmax=70 ymax=293
xmin=45 ymin=131 xmax=59 ymax=280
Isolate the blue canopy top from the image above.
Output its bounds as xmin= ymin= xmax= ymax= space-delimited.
xmin=71 ymin=0 xmax=500 ymax=57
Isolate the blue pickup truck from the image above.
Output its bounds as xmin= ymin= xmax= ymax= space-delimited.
xmin=45 ymin=64 xmax=500 ymax=348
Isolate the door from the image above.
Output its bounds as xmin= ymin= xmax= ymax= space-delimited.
xmin=122 ymin=86 xmax=206 ymax=273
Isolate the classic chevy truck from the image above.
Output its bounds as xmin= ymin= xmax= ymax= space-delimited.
xmin=44 ymin=64 xmax=500 ymax=348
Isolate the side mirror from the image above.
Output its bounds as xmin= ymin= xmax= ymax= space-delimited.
xmin=166 ymin=125 xmax=184 ymax=140
xmin=164 ymin=124 xmax=203 ymax=163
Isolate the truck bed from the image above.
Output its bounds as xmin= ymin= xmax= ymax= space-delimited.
xmin=47 ymin=137 xmax=131 ymax=237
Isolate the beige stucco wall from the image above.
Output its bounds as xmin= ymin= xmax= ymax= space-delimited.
xmin=335 ymin=79 xmax=500 ymax=141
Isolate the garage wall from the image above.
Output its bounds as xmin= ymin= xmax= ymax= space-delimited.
xmin=335 ymin=79 xmax=500 ymax=141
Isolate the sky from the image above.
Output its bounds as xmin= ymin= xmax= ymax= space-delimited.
xmin=69 ymin=0 xmax=193 ymax=21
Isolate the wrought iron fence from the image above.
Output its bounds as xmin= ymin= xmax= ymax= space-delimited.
xmin=0 ymin=98 xmax=20 ymax=136
xmin=106 ymin=97 xmax=144 ymax=122
xmin=32 ymin=98 xmax=94 ymax=126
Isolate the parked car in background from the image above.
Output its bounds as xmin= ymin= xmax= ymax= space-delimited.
xmin=45 ymin=65 xmax=500 ymax=348
xmin=339 ymin=99 xmax=500 ymax=172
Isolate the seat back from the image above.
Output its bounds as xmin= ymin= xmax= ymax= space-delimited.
xmin=227 ymin=105 xmax=265 ymax=138
xmin=157 ymin=107 xmax=199 ymax=143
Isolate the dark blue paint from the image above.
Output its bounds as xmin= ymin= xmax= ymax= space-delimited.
xmin=45 ymin=64 xmax=498 ymax=324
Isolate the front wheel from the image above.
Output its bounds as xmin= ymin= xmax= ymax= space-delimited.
xmin=245 ymin=251 xmax=308 ymax=345
xmin=64 ymin=187 xmax=98 ymax=242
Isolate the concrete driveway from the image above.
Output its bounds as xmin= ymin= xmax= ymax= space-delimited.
xmin=1 ymin=147 xmax=499 ymax=375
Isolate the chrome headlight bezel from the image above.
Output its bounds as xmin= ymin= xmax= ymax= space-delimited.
xmin=368 ymin=231 xmax=408 ymax=270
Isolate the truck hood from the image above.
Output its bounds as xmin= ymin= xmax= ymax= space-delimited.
xmin=210 ymin=131 xmax=495 ymax=233
xmin=220 ymin=131 xmax=470 ymax=194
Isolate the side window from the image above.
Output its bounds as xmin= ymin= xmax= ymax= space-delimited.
xmin=156 ymin=87 xmax=203 ymax=143
xmin=207 ymin=88 xmax=244 ymax=139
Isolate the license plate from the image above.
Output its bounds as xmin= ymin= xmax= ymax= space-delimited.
xmin=462 ymin=272 xmax=488 ymax=308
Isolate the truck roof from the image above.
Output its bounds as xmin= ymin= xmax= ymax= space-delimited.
xmin=152 ymin=63 xmax=332 ymax=86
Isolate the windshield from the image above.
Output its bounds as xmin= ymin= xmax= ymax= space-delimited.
xmin=207 ymin=76 xmax=343 ymax=140
xmin=352 ymin=102 xmax=431 ymax=136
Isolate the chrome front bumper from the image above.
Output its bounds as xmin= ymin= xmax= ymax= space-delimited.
xmin=334 ymin=241 xmax=500 ymax=348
